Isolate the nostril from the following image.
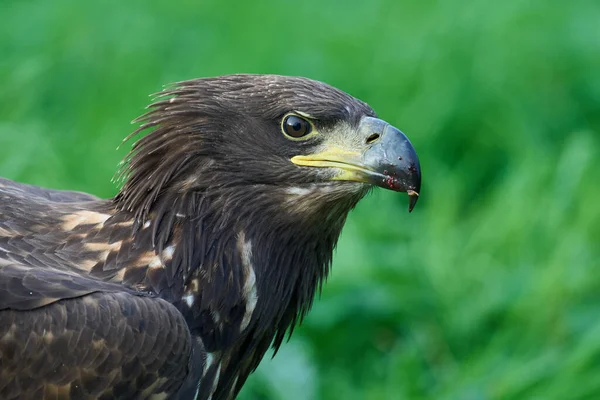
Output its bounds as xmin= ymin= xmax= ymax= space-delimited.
xmin=365 ymin=133 xmax=380 ymax=145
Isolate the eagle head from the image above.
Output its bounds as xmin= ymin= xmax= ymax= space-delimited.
xmin=116 ymin=74 xmax=421 ymax=229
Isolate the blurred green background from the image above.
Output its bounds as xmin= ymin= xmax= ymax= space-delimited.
xmin=1 ymin=0 xmax=600 ymax=399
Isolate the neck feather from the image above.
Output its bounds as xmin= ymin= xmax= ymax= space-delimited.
xmin=111 ymin=182 xmax=364 ymax=350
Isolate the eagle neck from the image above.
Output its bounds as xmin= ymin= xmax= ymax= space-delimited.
xmin=115 ymin=183 xmax=363 ymax=354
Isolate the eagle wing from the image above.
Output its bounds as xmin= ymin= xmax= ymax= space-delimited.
xmin=0 ymin=262 xmax=195 ymax=399
xmin=0 ymin=179 xmax=198 ymax=399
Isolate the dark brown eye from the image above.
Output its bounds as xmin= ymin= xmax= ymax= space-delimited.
xmin=282 ymin=115 xmax=312 ymax=138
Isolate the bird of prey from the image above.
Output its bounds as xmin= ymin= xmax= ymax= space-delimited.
xmin=0 ymin=74 xmax=421 ymax=400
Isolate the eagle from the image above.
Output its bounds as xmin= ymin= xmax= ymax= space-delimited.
xmin=0 ymin=74 xmax=421 ymax=400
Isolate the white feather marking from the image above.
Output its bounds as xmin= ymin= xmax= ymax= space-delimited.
xmin=163 ymin=245 xmax=176 ymax=260
xmin=98 ymin=250 xmax=110 ymax=262
xmin=181 ymin=279 xmax=199 ymax=312
xmin=286 ymin=186 xmax=313 ymax=196
xmin=0 ymin=227 xmax=15 ymax=237
xmin=238 ymin=232 xmax=258 ymax=331
xmin=143 ymin=220 xmax=151 ymax=229
xmin=148 ymin=256 xmax=163 ymax=269
xmin=207 ymin=363 xmax=222 ymax=400
xmin=184 ymin=294 xmax=195 ymax=307
xmin=211 ymin=310 xmax=222 ymax=326
xmin=85 ymin=241 xmax=122 ymax=252
xmin=285 ymin=184 xmax=336 ymax=199
xmin=62 ymin=211 xmax=111 ymax=230
xmin=203 ymin=352 xmax=215 ymax=377
xmin=229 ymin=376 xmax=239 ymax=396
xmin=205 ymin=353 xmax=214 ymax=368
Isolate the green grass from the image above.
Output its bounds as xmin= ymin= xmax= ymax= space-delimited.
xmin=2 ymin=0 xmax=600 ymax=398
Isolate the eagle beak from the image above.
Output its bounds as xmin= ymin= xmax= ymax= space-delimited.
xmin=290 ymin=117 xmax=421 ymax=212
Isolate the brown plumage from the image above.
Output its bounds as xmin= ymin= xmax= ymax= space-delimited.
xmin=0 ymin=74 xmax=421 ymax=399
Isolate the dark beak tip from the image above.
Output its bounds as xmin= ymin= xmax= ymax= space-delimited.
xmin=407 ymin=190 xmax=419 ymax=213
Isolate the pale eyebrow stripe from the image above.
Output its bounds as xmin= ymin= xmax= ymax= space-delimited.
xmin=294 ymin=110 xmax=314 ymax=119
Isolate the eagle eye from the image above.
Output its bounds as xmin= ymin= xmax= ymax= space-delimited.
xmin=282 ymin=115 xmax=312 ymax=139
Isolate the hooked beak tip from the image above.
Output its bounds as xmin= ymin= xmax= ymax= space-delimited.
xmin=407 ymin=190 xmax=419 ymax=213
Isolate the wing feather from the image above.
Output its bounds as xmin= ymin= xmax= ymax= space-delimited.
xmin=0 ymin=177 xmax=214 ymax=398
xmin=0 ymin=177 xmax=99 ymax=203
xmin=0 ymin=262 xmax=128 ymax=311
xmin=0 ymin=290 xmax=195 ymax=399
